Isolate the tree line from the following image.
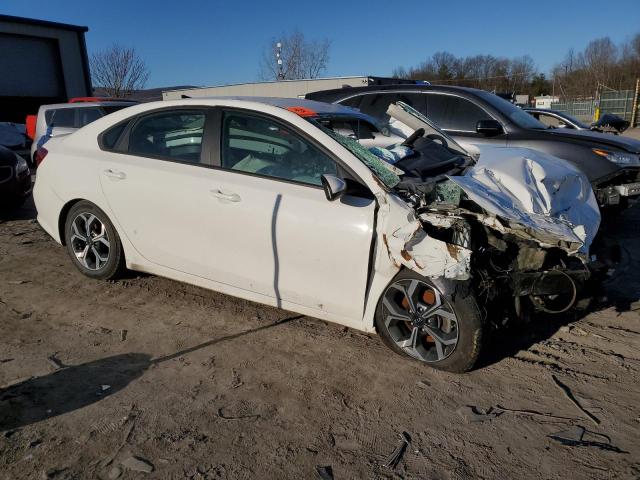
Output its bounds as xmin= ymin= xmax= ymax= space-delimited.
xmin=392 ymin=34 xmax=640 ymax=100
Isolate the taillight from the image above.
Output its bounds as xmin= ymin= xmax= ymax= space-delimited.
xmin=35 ymin=147 xmax=48 ymax=167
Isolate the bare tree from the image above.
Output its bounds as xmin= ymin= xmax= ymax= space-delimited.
xmin=90 ymin=45 xmax=150 ymax=97
xmin=259 ymin=31 xmax=330 ymax=80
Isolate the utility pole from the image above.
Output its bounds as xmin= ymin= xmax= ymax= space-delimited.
xmin=275 ymin=42 xmax=284 ymax=81
xmin=631 ymin=78 xmax=640 ymax=128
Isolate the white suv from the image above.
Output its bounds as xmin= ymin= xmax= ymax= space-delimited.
xmin=30 ymin=100 xmax=136 ymax=166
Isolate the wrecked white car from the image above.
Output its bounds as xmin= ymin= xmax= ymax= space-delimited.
xmin=33 ymin=98 xmax=600 ymax=373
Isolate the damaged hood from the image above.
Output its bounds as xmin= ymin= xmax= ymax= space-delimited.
xmin=449 ymin=145 xmax=600 ymax=254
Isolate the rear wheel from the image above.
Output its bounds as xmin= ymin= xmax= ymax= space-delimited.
xmin=375 ymin=270 xmax=483 ymax=373
xmin=64 ymin=201 xmax=125 ymax=280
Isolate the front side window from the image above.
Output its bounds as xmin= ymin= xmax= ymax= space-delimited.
xmin=128 ymin=110 xmax=205 ymax=163
xmin=221 ymin=112 xmax=337 ymax=186
xmin=427 ymin=95 xmax=493 ymax=131
xmin=475 ymin=91 xmax=547 ymax=129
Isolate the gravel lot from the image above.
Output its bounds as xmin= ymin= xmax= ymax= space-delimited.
xmin=1 ymin=197 xmax=639 ymax=479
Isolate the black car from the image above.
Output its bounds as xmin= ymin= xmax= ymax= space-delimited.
xmin=0 ymin=145 xmax=31 ymax=209
xmin=523 ymin=108 xmax=630 ymax=135
xmin=306 ymin=85 xmax=640 ymax=209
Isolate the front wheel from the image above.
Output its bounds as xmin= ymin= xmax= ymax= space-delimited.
xmin=375 ymin=270 xmax=483 ymax=373
xmin=64 ymin=201 xmax=125 ymax=280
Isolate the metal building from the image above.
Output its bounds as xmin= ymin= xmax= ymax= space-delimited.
xmin=0 ymin=15 xmax=92 ymax=122
xmin=163 ymin=76 xmax=419 ymax=101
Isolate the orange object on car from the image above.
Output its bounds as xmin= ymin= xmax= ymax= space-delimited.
xmin=25 ymin=115 xmax=37 ymax=140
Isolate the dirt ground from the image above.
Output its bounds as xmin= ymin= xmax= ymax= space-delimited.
xmin=0 ymin=197 xmax=639 ymax=480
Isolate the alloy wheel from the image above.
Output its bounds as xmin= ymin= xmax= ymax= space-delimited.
xmin=381 ymin=279 xmax=459 ymax=362
xmin=69 ymin=212 xmax=110 ymax=271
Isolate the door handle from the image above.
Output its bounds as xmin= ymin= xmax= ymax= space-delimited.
xmin=103 ymin=169 xmax=126 ymax=180
xmin=210 ymin=189 xmax=241 ymax=202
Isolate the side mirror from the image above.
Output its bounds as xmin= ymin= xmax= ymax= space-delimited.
xmin=321 ymin=174 xmax=347 ymax=201
xmin=476 ymin=119 xmax=503 ymax=137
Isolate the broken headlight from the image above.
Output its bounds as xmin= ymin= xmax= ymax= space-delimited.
xmin=593 ymin=149 xmax=640 ymax=166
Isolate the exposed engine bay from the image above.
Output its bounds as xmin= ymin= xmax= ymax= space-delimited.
xmin=372 ymin=103 xmax=601 ymax=325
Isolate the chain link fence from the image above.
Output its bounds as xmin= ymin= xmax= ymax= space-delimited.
xmin=552 ymin=88 xmax=639 ymax=126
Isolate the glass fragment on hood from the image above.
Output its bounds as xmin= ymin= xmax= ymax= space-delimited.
xmin=369 ymin=145 xmax=414 ymax=165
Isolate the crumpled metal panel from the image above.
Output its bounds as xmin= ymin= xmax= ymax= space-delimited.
xmin=448 ymin=145 xmax=601 ymax=255
xmin=378 ymin=195 xmax=473 ymax=280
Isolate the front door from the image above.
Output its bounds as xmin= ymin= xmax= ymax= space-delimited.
xmin=205 ymin=110 xmax=376 ymax=321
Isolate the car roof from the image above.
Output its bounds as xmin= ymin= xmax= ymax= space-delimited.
xmin=195 ymin=96 xmax=365 ymax=114
xmin=183 ymin=96 xmax=382 ymax=124
xmin=523 ymin=108 xmax=565 ymax=114
xmin=305 ymin=84 xmax=487 ymax=101
xmin=39 ymin=101 xmax=137 ymax=111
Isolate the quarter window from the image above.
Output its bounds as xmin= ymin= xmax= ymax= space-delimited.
xmin=128 ymin=111 xmax=205 ymax=163
xmin=221 ymin=112 xmax=337 ymax=186
xmin=101 ymin=122 xmax=128 ymax=149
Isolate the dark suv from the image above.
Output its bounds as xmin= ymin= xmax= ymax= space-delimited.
xmin=306 ymin=85 xmax=640 ymax=210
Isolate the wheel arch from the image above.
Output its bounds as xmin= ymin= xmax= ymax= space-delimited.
xmin=58 ymin=198 xmax=84 ymax=246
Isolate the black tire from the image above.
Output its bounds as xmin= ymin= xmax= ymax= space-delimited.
xmin=64 ymin=201 xmax=125 ymax=280
xmin=375 ymin=269 xmax=483 ymax=373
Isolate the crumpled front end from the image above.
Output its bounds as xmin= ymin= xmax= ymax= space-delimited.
xmin=378 ymin=145 xmax=600 ymax=320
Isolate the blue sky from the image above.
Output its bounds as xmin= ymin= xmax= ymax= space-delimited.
xmin=3 ymin=0 xmax=639 ymax=88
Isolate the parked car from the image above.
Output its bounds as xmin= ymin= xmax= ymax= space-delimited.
xmin=0 ymin=122 xmax=31 ymax=160
xmin=33 ymin=98 xmax=599 ymax=373
xmin=28 ymin=100 xmax=137 ymax=167
xmin=0 ymin=145 xmax=31 ymax=209
xmin=523 ymin=108 xmax=592 ymax=130
xmin=306 ymin=85 xmax=640 ymax=210
xmin=524 ymin=108 xmax=630 ymax=135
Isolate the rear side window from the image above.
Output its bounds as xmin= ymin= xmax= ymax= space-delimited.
xmin=47 ymin=108 xmax=76 ymax=128
xmin=426 ymin=94 xmax=492 ymax=131
xmin=77 ymin=107 xmax=103 ymax=127
xmin=128 ymin=111 xmax=205 ymax=163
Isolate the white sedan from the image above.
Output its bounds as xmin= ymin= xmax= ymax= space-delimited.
xmin=33 ymin=98 xmax=598 ymax=372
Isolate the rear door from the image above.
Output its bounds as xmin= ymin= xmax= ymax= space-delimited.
xmin=98 ymin=108 xmax=221 ymax=278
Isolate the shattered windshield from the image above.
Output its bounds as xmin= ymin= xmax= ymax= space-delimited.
xmin=319 ymin=125 xmax=401 ymax=188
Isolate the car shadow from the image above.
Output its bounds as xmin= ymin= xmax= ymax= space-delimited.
xmin=477 ymin=206 xmax=640 ymax=370
xmin=0 ymin=315 xmax=300 ymax=432
xmin=0 ymin=193 xmax=37 ymax=222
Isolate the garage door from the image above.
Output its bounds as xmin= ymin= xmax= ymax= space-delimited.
xmin=0 ymin=33 xmax=64 ymax=98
